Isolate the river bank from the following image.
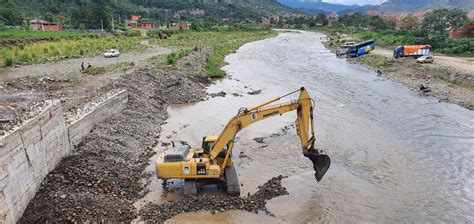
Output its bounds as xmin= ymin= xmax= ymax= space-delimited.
xmin=320 ymin=30 xmax=474 ymax=110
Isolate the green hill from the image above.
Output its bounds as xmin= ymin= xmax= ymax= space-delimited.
xmin=354 ymin=0 xmax=474 ymax=13
xmin=0 ymin=0 xmax=297 ymax=28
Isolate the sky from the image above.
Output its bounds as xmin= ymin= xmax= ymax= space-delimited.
xmin=322 ymin=0 xmax=387 ymax=5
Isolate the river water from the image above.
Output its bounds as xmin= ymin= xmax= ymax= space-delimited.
xmin=137 ymin=31 xmax=474 ymax=223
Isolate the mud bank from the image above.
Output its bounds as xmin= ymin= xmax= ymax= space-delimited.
xmin=19 ymin=49 xmax=211 ymax=222
xmin=140 ymin=176 xmax=288 ymax=223
xmin=348 ymin=55 xmax=474 ymax=110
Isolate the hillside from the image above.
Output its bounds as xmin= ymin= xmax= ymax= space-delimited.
xmin=278 ymin=0 xmax=360 ymax=13
xmin=0 ymin=0 xmax=297 ymax=27
xmin=354 ymin=0 xmax=474 ymax=12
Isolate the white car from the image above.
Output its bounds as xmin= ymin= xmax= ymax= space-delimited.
xmin=416 ymin=55 xmax=434 ymax=63
xmin=104 ymin=49 xmax=120 ymax=58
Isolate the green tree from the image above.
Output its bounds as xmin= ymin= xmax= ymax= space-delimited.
xmin=402 ymin=15 xmax=420 ymax=30
xmin=21 ymin=20 xmax=30 ymax=30
xmin=0 ymin=21 xmax=6 ymax=31
xmin=422 ymin=8 xmax=468 ymax=32
xmin=315 ymin=13 xmax=328 ymax=26
xmin=368 ymin=16 xmax=388 ymax=30
xmin=71 ymin=4 xmax=112 ymax=30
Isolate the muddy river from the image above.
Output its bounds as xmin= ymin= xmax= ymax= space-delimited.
xmin=137 ymin=31 xmax=474 ymax=223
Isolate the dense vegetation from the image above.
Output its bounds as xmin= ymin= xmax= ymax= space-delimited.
xmin=0 ymin=0 xmax=293 ymax=29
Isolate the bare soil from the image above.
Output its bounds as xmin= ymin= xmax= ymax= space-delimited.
xmin=348 ymin=55 xmax=474 ymax=110
xmin=373 ymin=49 xmax=474 ymax=75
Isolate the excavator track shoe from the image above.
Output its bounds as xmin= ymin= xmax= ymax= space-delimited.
xmin=304 ymin=148 xmax=330 ymax=182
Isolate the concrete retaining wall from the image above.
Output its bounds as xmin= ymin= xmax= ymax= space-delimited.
xmin=0 ymin=90 xmax=128 ymax=223
xmin=68 ymin=90 xmax=128 ymax=146
xmin=0 ymin=101 xmax=70 ymax=223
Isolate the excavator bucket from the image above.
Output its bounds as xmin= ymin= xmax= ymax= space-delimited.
xmin=304 ymin=148 xmax=330 ymax=182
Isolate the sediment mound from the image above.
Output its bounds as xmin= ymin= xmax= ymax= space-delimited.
xmin=140 ymin=176 xmax=289 ymax=223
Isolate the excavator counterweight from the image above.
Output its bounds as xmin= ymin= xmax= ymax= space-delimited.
xmin=156 ymin=87 xmax=330 ymax=196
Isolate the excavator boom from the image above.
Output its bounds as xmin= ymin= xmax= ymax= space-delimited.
xmin=209 ymin=87 xmax=330 ymax=181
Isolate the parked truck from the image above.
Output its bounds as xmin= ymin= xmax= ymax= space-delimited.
xmin=337 ymin=40 xmax=375 ymax=58
xmin=393 ymin=45 xmax=431 ymax=58
xmin=348 ymin=39 xmax=375 ymax=57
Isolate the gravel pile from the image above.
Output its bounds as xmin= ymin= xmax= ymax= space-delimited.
xmin=0 ymin=100 xmax=50 ymax=136
xmin=64 ymin=89 xmax=124 ymax=125
xmin=19 ymin=50 xmax=211 ymax=223
xmin=140 ymin=175 xmax=289 ymax=223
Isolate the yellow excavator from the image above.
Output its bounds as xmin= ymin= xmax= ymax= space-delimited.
xmin=156 ymin=87 xmax=330 ymax=196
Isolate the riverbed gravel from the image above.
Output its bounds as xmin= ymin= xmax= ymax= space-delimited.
xmin=139 ymin=175 xmax=289 ymax=223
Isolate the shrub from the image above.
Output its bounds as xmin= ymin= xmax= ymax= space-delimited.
xmin=4 ymin=57 xmax=13 ymax=67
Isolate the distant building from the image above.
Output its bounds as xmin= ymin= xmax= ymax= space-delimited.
xmin=127 ymin=15 xmax=156 ymax=30
xmin=131 ymin=15 xmax=141 ymax=21
xmin=367 ymin=11 xmax=382 ymax=17
xmin=261 ymin=17 xmax=271 ymax=25
xmin=168 ymin=21 xmax=190 ymax=30
xmin=449 ymin=22 xmax=474 ymax=39
xmin=327 ymin=12 xmax=338 ymax=24
xmin=412 ymin=11 xmax=426 ymax=21
xmin=29 ymin=20 xmax=64 ymax=31
xmin=270 ymin=15 xmax=280 ymax=22
xmin=468 ymin=10 xmax=474 ymax=20
xmin=139 ymin=21 xmax=156 ymax=30
xmin=384 ymin=12 xmax=401 ymax=21
xmin=384 ymin=12 xmax=403 ymax=29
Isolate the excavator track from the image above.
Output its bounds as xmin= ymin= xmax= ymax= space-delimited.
xmin=225 ymin=164 xmax=240 ymax=197
xmin=183 ymin=179 xmax=197 ymax=196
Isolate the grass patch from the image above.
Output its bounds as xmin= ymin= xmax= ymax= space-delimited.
xmin=154 ymin=30 xmax=277 ymax=77
xmin=0 ymin=36 xmax=142 ymax=67
xmin=85 ymin=66 xmax=107 ymax=76
xmin=357 ymin=54 xmax=395 ymax=69
xmin=435 ymin=75 xmax=474 ymax=91
xmin=166 ymin=48 xmax=193 ymax=65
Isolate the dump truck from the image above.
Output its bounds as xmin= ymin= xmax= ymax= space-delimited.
xmin=156 ymin=87 xmax=331 ymax=196
xmin=393 ymin=45 xmax=431 ymax=58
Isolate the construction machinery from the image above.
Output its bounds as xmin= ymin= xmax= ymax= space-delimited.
xmin=156 ymin=87 xmax=330 ymax=196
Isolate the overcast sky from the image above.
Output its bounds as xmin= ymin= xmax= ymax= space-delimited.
xmin=322 ymin=0 xmax=387 ymax=5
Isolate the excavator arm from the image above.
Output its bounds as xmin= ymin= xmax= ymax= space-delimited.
xmin=209 ymin=87 xmax=330 ymax=181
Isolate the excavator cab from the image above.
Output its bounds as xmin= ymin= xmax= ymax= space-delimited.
xmin=202 ymin=135 xmax=218 ymax=154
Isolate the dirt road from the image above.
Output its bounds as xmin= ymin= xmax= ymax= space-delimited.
xmin=372 ymin=48 xmax=474 ymax=74
xmin=0 ymin=45 xmax=171 ymax=82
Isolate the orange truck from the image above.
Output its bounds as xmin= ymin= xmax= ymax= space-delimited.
xmin=393 ymin=45 xmax=431 ymax=58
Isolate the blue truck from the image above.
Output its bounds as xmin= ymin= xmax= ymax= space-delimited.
xmin=346 ymin=39 xmax=375 ymax=57
xmin=337 ymin=39 xmax=375 ymax=57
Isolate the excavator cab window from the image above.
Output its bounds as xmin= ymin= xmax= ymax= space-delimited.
xmin=202 ymin=137 xmax=215 ymax=154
